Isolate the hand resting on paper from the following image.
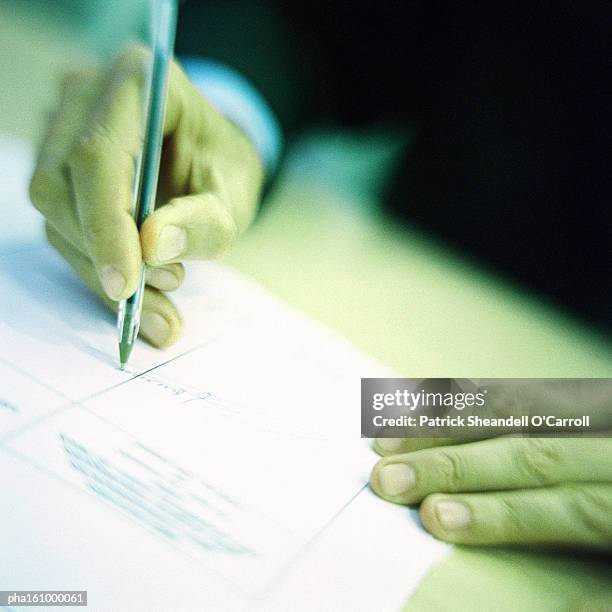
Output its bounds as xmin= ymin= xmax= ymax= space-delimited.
xmin=370 ymin=381 xmax=612 ymax=550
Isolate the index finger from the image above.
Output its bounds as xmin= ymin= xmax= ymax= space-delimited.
xmin=68 ymin=48 xmax=149 ymax=300
xmin=370 ymin=437 xmax=612 ymax=505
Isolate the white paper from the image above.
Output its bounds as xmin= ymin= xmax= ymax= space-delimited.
xmin=0 ymin=138 xmax=447 ymax=611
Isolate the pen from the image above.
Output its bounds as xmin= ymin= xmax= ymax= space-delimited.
xmin=118 ymin=0 xmax=177 ymax=369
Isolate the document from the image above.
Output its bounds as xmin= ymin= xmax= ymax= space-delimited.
xmin=0 ymin=139 xmax=447 ymax=611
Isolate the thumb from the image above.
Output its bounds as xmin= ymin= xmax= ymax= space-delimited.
xmin=140 ymin=193 xmax=239 ymax=265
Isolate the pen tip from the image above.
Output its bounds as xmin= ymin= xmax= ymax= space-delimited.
xmin=119 ymin=342 xmax=133 ymax=370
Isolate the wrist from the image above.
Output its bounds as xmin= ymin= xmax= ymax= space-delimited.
xmin=180 ymin=56 xmax=283 ymax=177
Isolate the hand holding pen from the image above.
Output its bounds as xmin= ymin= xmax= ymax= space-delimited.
xmin=28 ymin=5 xmax=264 ymax=364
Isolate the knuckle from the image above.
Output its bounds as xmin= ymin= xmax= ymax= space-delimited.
xmin=81 ymin=218 xmax=108 ymax=248
xmin=435 ymin=450 xmax=465 ymax=489
xmin=69 ymin=131 xmax=105 ymax=167
xmin=28 ymin=171 xmax=48 ymax=213
xmin=499 ymin=495 xmax=523 ymax=531
xmin=60 ymin=69 xmax=81 ymax=89
xmin=113 ymin=45 xmax=150 ymax=86
xmin=516 ymin=439 xmax=561 ymax=486
xmin=213 ymin=214 xmax=238 ymax=257
xmin=60 ymin=67 xmax=97 ymax=94
xmin=70 ymin=124 xmax=139 ymax=169
xmin=116 ymin=44 xmax=150 ymax=69
xmin=567 ymin=485 xmax=612 ymax=544
xmin=29 ymin=169 xmax=57 ymax=216
xmin=189 ymin=195 xmax=238 ymax=259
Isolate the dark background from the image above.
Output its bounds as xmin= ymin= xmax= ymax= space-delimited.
xmin=176 ymin=1 xmax=612 ymax=332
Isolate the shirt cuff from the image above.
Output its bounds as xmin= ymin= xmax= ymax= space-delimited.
xmin=181 ymin=56 xmax=283 ymax=175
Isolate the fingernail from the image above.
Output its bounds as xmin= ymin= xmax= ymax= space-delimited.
xmin=376 ymin=438 xmax=403 ymax=453
xmin=379 ymin=463 xmax=416 ymax=497
xmin=146 ymin=268 xmax=180 ymax=291
xmin=435 ymin=501 xmax=471 ymax=530
xmin=100 ymin=265 xmax=126 ymax=300
xmin=157 ymin=225 xmax=187 ymax=262
xmin=140 ymin=311 xmax=170 ymax=346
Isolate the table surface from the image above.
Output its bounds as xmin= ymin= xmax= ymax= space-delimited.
xmin=2 ymin=6 xmax=611 ymax=610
